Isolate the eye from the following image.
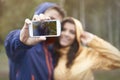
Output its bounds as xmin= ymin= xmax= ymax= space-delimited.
xmin=70 ymin=30 xmax=75 ymax=35
xmin=62 ymin=27 xmax=66 ymax=31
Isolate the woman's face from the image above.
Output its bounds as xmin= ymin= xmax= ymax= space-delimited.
xmin=59 ymin=22 xmax=76 ymax=47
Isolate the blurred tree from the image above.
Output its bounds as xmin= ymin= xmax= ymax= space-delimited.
xmin=0 ymin=0 xmax=60 ymax=45
xmin=0 ymin=0 xmax=41 ymax=44
xmin=63 ymin=0 xmax=120 ymax=49
xmin=0 ymin=0 xmax=120 ymax=49
xmin=113 ymin=0 xmax=120 ymax=49
xmin=0 ymin=0 xmax=120 ymax=80
xmin=0 ymin=0 xmax=4 ymax=17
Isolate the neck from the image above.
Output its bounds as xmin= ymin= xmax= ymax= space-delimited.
xmin=60 ymin=54 xmax=67 ymax=60
xmin=59 ymin=54 xmax=67 ymax=64
xmin=59 ymin=46 xmax=70 ymax=60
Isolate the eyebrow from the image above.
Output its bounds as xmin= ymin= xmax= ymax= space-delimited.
xmin=50 ymin=16 xmax=55 ymax=20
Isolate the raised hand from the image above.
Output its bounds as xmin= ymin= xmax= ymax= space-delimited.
xmin=80 ymin=31 xmax=94 ymax=45
xmin=20 ymin=14 xmax=50 ymax=46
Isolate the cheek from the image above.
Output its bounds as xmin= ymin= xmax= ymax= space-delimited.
xmin=59 ymin=34 xmax=75 ymax=47
xmin=59 ymin=35 xmax=65 ymax=46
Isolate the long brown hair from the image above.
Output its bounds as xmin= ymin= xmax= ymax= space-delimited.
xmin=53 ymin=18 xmax=79 ymax=68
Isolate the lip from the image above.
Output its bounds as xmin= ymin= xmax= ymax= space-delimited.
xmin=60 ymin=36 xmax=69 ymax=43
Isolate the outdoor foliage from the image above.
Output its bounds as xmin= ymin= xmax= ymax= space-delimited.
xmin=0 ymin=0 xmax=120 ymax=80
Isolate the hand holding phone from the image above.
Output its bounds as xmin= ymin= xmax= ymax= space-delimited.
xmin=29 ymin=20 xmax=61 ymax=37
xmin=20 ymin=19 xmax=46 ymax=46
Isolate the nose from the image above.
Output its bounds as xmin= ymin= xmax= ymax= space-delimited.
xmin=63 ymin=30 xmax=69 ymax=36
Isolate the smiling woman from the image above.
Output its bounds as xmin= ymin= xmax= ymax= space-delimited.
xmin=49 ymin=17 xmax=120 ymax=80
xmin=59 ymin=21 xmax=76 ymax=47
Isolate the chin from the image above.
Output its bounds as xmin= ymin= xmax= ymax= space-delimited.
xmin=60 ymin=43 xmax=68 ymax=47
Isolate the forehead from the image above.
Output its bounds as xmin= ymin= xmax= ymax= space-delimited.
xmin=63 ymin=22 xmax=75 ymax=30
xmin=44 ymin=9 xmax=63 ymax=21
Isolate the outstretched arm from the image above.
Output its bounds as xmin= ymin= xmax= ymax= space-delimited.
xmin=4 ymin=14 xmax=49 ymax=61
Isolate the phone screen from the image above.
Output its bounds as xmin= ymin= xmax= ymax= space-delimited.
xmin=32 ymin=20 xmax=57 ymax=36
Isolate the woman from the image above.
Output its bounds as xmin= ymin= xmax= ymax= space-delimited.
xmin=51 ymin=17 xmax=120 ymax=80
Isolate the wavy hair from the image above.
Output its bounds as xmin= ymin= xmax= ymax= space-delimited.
xmin=53 ymin=18 xmax=79 ymax=68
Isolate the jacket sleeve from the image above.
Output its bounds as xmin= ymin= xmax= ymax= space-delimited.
xmin=4 ymin=30 xmax=32 ymax=62
xmin=87 ymin=35 xmax=120 ymax=70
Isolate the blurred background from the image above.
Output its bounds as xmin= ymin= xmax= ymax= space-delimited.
xmin=0 ymin=0 xmax=120 ymax=80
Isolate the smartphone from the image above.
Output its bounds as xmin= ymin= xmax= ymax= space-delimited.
xmin=29 ymin=20 xmax=61 ymax=37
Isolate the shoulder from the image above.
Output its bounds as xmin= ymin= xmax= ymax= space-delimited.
xmin=6 ymin=29 xmax=20 ymax=39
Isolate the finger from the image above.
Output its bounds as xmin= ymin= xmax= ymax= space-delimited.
xmin=33 ymin=36 xmax=46 ymax=44
xmin=32 ymin=15 xmax=40 ymax=21
xmin=25 ymin=18 xmax=31 ymax=24
xmin=23 ymin=18 xmax=31 ymax=29
xmin=20 ymin=19 xmax=30 ymax=40
xmin=20 ymin=19 xmax=31 ymax=41
xmin=39 ymin=14 xmax=46 ymax=21
xmin=38 ymin=36 xmax=46 ymax=41
xmin=39 ymin=14 xmax=51 ymax=21
xmin=45 ymin=16 xmax=51 ymax=20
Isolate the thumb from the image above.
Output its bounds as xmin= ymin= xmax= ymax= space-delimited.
xmin=23 ymin=18 xmax=31 ymax=29
xmin=20 ymin=19 xmax=31 ymax=43
xmin=30 ymin=36 xmax=47 ymax=45
xmin=38 ymin=36 xmax=47 ymax=41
